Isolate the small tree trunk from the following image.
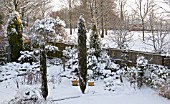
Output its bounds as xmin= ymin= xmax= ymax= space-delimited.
xmin=69 ymin=0 xmax=72 ymax=35
xmin=142 ymin=19 xmax=145 ymax=41
xmin=101 ymin=1 xmax=104 ymax=38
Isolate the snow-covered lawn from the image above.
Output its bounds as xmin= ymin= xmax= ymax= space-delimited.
xmin=0 ymin=64 xmax=169 ymax=104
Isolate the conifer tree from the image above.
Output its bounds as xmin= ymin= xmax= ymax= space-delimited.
xmin=40 ymin=43 xmax=48 ymax=100
xmin=89 ymin=18 xmax=101 ymax=58
xmin=78 ymin=15 xmax=87 ymax=94
xmin=7 ymin=11 xmax=23 ymax=61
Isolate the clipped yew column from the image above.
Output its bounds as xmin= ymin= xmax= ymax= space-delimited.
xmin=77 ymin=15 xmax=87 ymax=94
xmin=40 ymin=43 xmax=48 ymax=100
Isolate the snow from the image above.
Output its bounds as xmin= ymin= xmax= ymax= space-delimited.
xmin=0 ymin=61 xmax=170 ymax=104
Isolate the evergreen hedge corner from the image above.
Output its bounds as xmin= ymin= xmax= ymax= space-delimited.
xmin=7 ymin=11 xmax=23 ymax=62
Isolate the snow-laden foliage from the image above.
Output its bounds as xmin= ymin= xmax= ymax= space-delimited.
xmin=30 ymin=17 xmax=67 ymax=45
xmin=144 ymin=65 xmax=170 ymax=89
xmin=98 ymin=49 xmax=119 ymax=72
xmin=33 ymin=17 xmax=65 ymax=33
xmin=136 ymin=56 xmax=148 ymax=88
xmin=18 ymin=51 xmax=38 ymax=64
xmin=45 ymin=45 xmax=58 ymax=52
xmin=136 ymin=56 xmax=148 ymax=67
xmin=62 ymin=47 xmax=119 ymax=80
xmin=7 ymin=86 xmax=56 ymax=104
xmin=125 ymin=63 xmax=170 ymax=89
xmin=87 ymin=49 xmax=120 ymax=79
xmin=7 ymin=11 xmax=21 ymax=26
xmin=62 ymin=46 xmax=78 ymax=70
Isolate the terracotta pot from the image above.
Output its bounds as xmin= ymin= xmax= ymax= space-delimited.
xmin=72 ymin=80 xmax=78 ymax=86
xmin=88 ymin=81 xmax=94 ymax=86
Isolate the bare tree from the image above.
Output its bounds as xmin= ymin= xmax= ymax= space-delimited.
xmin=59 ymin=0 xmax=79 ymax=35
xmin=145 ymin=15 xmax=170 ymax=54
xmin=1 ymin=0 xmax=53 ymax=24
xmin=132 ymin=0 xmax=155 ymax=40
xmin=109 ymin=0 xmax=133 ymax=50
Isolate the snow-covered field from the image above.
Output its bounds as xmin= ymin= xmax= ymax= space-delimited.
xmin=66 ymin=29 xmax=170 ymax=54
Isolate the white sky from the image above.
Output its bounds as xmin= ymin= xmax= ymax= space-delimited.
xmin=52 ymin=0 xmax=170 ymax=18
xmin=52 ymin=0 xmax=65 ymax=11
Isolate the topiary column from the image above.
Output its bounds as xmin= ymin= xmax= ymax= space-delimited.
xmin=7 ymin=11 xmax=23 ymax=62
xmin=78 ymin=15 xmax=87 ymax=94
xmin=40 ymin=43 xmax=48 ymax=100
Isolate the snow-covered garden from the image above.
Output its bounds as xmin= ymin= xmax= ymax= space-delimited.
xmin=0 ymin=20 xmax=170 ymax=103
xmin=0 ymin=2 xmax=170 ymax=103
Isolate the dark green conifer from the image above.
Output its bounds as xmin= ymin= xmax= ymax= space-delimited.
xmin=7 ymin=11 xmax=23 ymax=61
xmin=89 ymin=18 xmax=101 ymax=58
xmin=78 ymin=15 xmax=87 ymax=94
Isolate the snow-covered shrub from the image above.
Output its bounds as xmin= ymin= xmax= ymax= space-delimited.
xmin=98 ymin=49 xmax=119 ymax=72
xmin=87 ymin=49 xmax=119 ymax=79
xmin=29 ymin=34 xmax=40 ymax=48
xmin=45 ymin=45 xmax=58 ymax=52
xmin=62 ymin=46 xmax=78 ymax=70
xmin=136 ymin=56 xmax=148 ymax=67
xmin=18 ymin=51 xmax=38 ymax=64
xmin=87 ymin=49 xmax=99 ymax=79
xmin=136 ymin=56 xmax=148 ymax=88
xmin=144 ymin=65 xmax=170 ymax=89
xmin=30 ymin=17 xmax=67 ymax=44
xmin=8 ymin=86 xmax=56 ymax=104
